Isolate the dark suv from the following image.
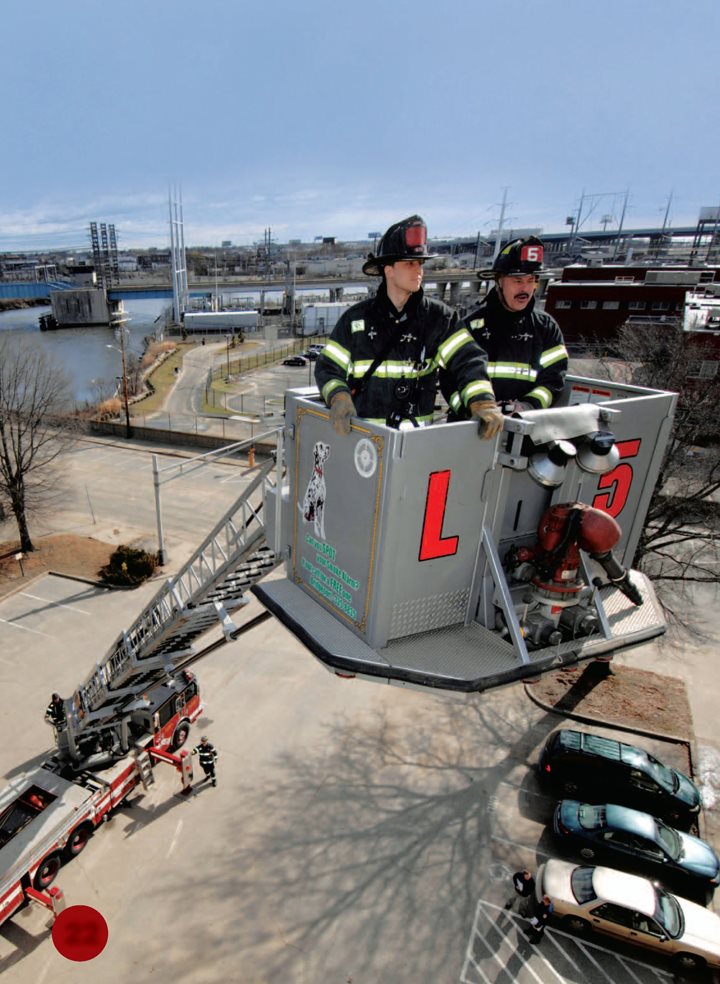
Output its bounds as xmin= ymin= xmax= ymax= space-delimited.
xmin=538 ymin=729 xmax=701 ymax=828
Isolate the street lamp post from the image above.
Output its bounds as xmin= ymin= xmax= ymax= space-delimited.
xmin=226 ymin=334 xmax=231 ymax=375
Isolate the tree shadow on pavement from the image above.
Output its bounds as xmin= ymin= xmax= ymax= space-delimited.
xmin=135 ymin=689 xmax=587 ymax=983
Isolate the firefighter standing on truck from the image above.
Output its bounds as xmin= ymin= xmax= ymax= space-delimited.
xmin=192 ymin=735 xmax=218 ymax=787
xmin=45 ymin=692 xmax=66 ymax=730
xmin=440 ymin=236 xmax=568 ymax=419
xmin=314 ymin=215 xmax=503 ymax=438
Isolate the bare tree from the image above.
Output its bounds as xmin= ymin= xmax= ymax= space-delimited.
xmin=589 ymin=317 xmax=720 ymax=606
xmin=0 ymin=336 xmax=74 ymax=553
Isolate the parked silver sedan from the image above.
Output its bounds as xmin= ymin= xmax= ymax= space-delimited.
xmin=536 ymin=858 xmax=720 ymax=973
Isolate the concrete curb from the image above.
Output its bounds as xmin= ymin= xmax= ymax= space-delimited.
xmin=523 ymin=681 xmax=691 ymax=746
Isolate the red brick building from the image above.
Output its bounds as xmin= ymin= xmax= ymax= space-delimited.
xmin=545 ymin=265 xmax=720 ymax=347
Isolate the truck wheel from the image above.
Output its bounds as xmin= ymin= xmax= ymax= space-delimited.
xmin=65 ymin=825 xmax=93 ymax=859
xmin=34 ymin=853 xmax=62 ymax=890
xmin=171 ymin=722 xmax=190 ymax=750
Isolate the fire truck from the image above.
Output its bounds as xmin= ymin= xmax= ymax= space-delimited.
xmin=0 ymin=371 xmax=676 ymax=927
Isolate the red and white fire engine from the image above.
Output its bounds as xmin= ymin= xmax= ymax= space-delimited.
xmin=0 ymin=672 xmax=206 ymax=927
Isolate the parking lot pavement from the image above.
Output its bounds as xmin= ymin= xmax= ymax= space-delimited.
xmin=0 ymin=437 xmax=260 ymax=567
xmin=1 ymin=571 xmax=718 ymax=984
xmin=461 ymin=901 xmax=683 ymax=984
xmin=0 ymin=574 xmax=159 ymax=779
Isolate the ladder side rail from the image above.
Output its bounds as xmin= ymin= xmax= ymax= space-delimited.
xmin=122 ymin=463 xmax=271 ymax=640
xmin=77 ymin=465 xmax=274 ymax=704
xmin=81 ymin=532 xmax=270 ymax=715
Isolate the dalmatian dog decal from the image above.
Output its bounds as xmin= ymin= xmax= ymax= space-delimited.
xmin=301 ymin=441 xmax=331 ymax=540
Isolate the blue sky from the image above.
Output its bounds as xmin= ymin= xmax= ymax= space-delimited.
xmin=2 ymin=0 xmax=718 ymax=251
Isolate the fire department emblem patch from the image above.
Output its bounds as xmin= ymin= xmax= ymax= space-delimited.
xmin=354 ymin=438 xmax=377 ymax=479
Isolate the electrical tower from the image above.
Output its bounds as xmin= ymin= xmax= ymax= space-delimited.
xmin=89 ymin=222 xmax=119 ymax=289
xmin=168 ymin=186 xmax=189 ymax=324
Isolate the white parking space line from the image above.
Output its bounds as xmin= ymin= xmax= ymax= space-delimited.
xmin=19 ymin=592 xmax=91 ymax=615
xmin=166 ymin=819 xmax=184 ymax=857
xmin=461 ymin=900 xmax=674 ymax=984
xmin=0 ymin=617 xmax=50 ymax=637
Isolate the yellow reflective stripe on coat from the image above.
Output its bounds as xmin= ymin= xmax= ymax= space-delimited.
xmin=350 ymin=360 xmax=422 ymax=380
xmin=461 ymin=379 xmax=494 ymax=405
xmin=322 ymin=379 xmax=347 ymax=404
xmin=323 ymin=340 xmax=351 ymax=369
xmin=488 ymin=362 xmax=537 ymax=382
xmin=437 ymin=327 xmax=475 ymax=368
xmin=448 ymin=390 xmax=463 ymax=411
xmin=526 ymin=385 xmax=552 ymax=408
xmin=540 ymin=344 xmax=568 ymax=367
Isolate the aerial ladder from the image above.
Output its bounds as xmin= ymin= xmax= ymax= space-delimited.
xmin=52 ymin=455 xmax=282 ymax=773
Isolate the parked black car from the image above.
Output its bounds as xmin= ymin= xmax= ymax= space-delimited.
xmin=538 ymin=730 xmax=701 ymax=828
xmin=282 ymin=355 xmax=308 ymax=367
xmin=553 ymin=800 xmax=719 ymax=899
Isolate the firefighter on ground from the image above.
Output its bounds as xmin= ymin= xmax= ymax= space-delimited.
xmin=45 ymin=693 xmax=66 ymax=730
xmin=314 ymin=215 xmax=503 ymax=438
xmin=440 ymin=236 xmax=568 ymax=419
xmin=192 ymin=735 xmax=218 ymax=787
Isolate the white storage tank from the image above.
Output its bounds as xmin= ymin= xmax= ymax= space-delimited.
xmin=183 ymin=310 xmax=259 ymax=333
xmin=300 ymin=302 xmax=352 ymax=336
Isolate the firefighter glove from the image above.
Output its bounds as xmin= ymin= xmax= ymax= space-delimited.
xmin=470 ymin=400 xmax=504 ymax=439
xmin=329 ymin=391 xmax=356 ymax=435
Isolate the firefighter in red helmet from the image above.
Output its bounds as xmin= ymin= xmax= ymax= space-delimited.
xmin=440 ymin=236 xmax=568 ymax=419
xmin=315 ymin=215 xmax=503 ymax=437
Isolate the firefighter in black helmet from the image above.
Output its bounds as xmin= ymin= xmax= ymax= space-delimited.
xmin=314 ymin=215 xmax=503 ymax=437
xmin=440 ymin=236 xmax=568 ymax=419
xmin=45 ymin=692 xmax=66 ymax=730
xmin=192 ymin=735 xmax=218 ymax=787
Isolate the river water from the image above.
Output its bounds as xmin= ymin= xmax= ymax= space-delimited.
xmin=0 ymin=284 xmax=363 ymax=405
xmin=0 ymin=299 xmax=171 ymax=405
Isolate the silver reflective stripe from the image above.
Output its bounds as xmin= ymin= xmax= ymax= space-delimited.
xmin=437 ymin=328 xmax=473 ymax=367
xmin=488 ymin=362 xmax=537 ymax=381
xmin=461 ymin=379 xmax=494 ymax=404
xmin=322 ymin=379 xmax=346 ymax=403
xmin=323 ymin=340 xmax=351 ymax=369
xmin=527 ymin=385 xmax=552 ymax=408
xmin=540 ymin=344 xmax=568 ymax=367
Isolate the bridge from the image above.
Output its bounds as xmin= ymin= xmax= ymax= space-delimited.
xmin=1 ymin=222 xmax=715 ymax=302
xmin=0 ymin=272 xmax=475 ymax=302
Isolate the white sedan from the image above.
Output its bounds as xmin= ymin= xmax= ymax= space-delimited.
xmin=536 ymin=858 xmax=720 ymax=973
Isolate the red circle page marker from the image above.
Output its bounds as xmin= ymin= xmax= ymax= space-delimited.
xmin=52 ymin=905 xmax=109 ymax=961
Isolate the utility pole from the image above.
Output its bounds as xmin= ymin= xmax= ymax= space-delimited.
xmin=108 ymin=328 xmax=131 ymax=438
xmin=569 ymin=190 xmax=585 ymax=256
xmin=492 ymin=187 xmax=509 ymax=265
xmin=118 ymin=328 xmax=131 ymax=439
xmin=612 ymin=190 xmax=629 ymax=261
